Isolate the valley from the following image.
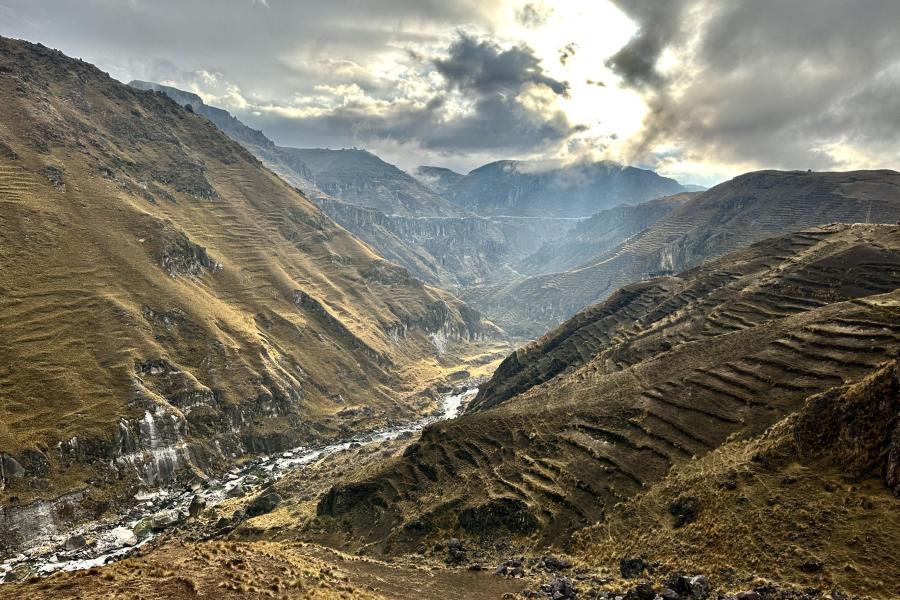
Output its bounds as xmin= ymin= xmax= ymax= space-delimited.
xmin=1 ymin=17 xmax=899 ymax=600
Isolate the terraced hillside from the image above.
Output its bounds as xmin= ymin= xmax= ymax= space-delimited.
xmin=315 ymin=224 xmax=900 ymax=557
xmin=0 ymin=38 xmax=490 ymax=511
xmin=469 ymin=169 xmax=900 ymax=336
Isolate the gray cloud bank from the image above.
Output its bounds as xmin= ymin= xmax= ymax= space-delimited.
xmin=2 ymin=0 xmax=899 ymax=176
xmin=609 ymin=0 xmax=900 ymax=172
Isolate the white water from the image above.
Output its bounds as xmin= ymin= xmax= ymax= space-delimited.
xmin=0 ymin=387 xmax=478 ymax=581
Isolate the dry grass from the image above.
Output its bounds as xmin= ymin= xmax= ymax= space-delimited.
xmin=0 ymin=37 xmax=493 ymax=505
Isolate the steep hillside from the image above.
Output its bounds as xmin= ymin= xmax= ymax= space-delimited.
xmin=447 ymin=159 xmax=686 ymax=218
xmin=518 ymin=192 xmax=695 ymax=275
xmin=313 ymin=224 xmax=900 ymax=576
xmin=286 ymin=149 xmax=464 ymax=218
xmin=125 ymin=82 xmax=587 ymax=291
xmin=0 ymin=38 xmax=489 ymax=515
xmin=314 ymin=199 xmax=580 ymax=289
xmin=572 ymin=358 xmax=900 ymax=597
xmin=470 ymin=170 xmax=900 ymax=336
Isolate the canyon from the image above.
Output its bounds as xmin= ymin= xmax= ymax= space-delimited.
xmin=0 ymin=34 xmax=898 ymax=600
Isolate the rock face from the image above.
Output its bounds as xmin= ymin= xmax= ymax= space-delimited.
xmin=0 ymin=37 xmax=490 ymax=522
xmin=287 ymin=148 xmax=465 ymax=218
xmin=794 ymin=360 xmax=900 ymax=495
xmin=314 ymin=197 xmax=576 ymax=289
xmin=313 ymin=224 xmax=900 ymax=551
xmin=469 ymin=169 xmax=900 ymax=336
xmin=444 ymin=159 xmax=686 ymax=218
xmin=246 ymin=491 xmax=282 ymax=517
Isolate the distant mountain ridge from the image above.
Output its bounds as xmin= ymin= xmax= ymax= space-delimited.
xmin=413 ymin=166 xmax=465 ymax=196
xmin=444 ymin=159 xmax=686 ymax=218
xmin=466 ymin=169 xmax=900 ymax=336
xmin=283 ymin=148 xmax=464 ymax=217
xmin=129 ymin=81 xmax=459 ymax=218
xmin=128 ymin=81 xmax=687 ymax=295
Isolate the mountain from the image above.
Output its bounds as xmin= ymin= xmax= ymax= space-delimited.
xmin=312 ymin=223 xmax=900 ymax=595
xmin=517 ymin=192 xmax=695 ymax=275
xmin=129 ymin=80 xmax=276 ymax=151
xmin=0 ymin=38 xmax=492 ymax=521
xmin=412 ymin=165 xmax=464 ymax=196
xmin=468 ymin=169 xmax=900 ymax=336
xmin=129 ymin=82 xmax=464 ymax=220
xmin=126 ymin=82 xmax=592 ymax=290
xmin=446 ymin=159 xmax=686 ymax=218
xmin=274 ymin=148 xmax=464 ymax=218
xmin=312 ymin=198 xmax=574 ymax=289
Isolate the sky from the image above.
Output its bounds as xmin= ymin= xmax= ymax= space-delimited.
xmin=2 ymin=0 xmax=899 ymax=186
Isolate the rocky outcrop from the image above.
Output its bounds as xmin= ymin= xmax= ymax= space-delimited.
xmin=794 ymin=360 xmax=900 ymax=495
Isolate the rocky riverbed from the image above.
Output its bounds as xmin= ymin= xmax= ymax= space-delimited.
xmin=0 ymin=387 xmax=479 ymax=583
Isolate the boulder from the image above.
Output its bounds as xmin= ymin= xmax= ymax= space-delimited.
xmin=246 ymin=491 xmax=282 ymax=517
xmin=225 ymin=484 xmax=246 ymax=499
xmin=133 ymin=517 xmax=153 ymax=540
xmin=540 ymin=554 xmax=574 ymax=572
xmin=625 ymin=582 xmax=656 ymax=600
xmin=150 ymin=509 xmax=180 ymax=531
xmin=1 ymin=455 xmax=25 ymax=480
xmin=668 ymin=574 xmax=710 ymax=600
xmin=188 ymin=495 xmax=207 ymax=518
xmin=543 ymin=576 xmax=577 ymax=600
xmin=64 ymin=534 xmax=87 ymax=551
xmin=111 ymin=526 xmax=138 ymax=547
xmin=493 ymin=558 xmax=525 ymax=577
xmin=619 ymin=557 xmax=651 ymax=579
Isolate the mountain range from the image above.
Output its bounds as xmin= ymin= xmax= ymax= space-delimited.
xmin=1 ymin=36 xmax=899 ymax=600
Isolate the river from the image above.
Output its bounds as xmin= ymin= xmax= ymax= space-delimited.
xmin=0 ymin=386 xmax=478 ymax=582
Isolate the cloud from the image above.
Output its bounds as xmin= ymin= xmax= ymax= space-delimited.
xmin=559 ymin=42 xmax=576 ymax=66
xmin=434 ymin=32 xmax=569 ymax=97
xmin=609 ymin=0 xmax=900 ymax=173
xmin=245 ymin=31 xmax=581 ymax=161
xmin=515 ymin=2 xmax=553 ymax=28
xmin=605 ymin=0 xmax=689 ymax=89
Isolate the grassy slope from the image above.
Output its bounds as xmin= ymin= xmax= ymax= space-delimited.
xmin=309 ymin=225 xmax=900 ymax=584
xmin=574 ymin=360 xmax=900 ymax=598
xmin=0 ymin=37 xmax=488 ymax=503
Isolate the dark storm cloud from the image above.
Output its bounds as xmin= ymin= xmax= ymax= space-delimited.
xmin=609 ymin=0 xmax=900 ymax=170
xmin=605 ymin=0 xmax=689 ymax=89
xmin=245 ymin=31 xmax=581 ymax=157
xmin=434 ymin=32 xmax=569 ymax=97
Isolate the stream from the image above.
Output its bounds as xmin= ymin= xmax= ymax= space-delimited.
xmin=0 ymin=386 xmax=478 ymax=582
